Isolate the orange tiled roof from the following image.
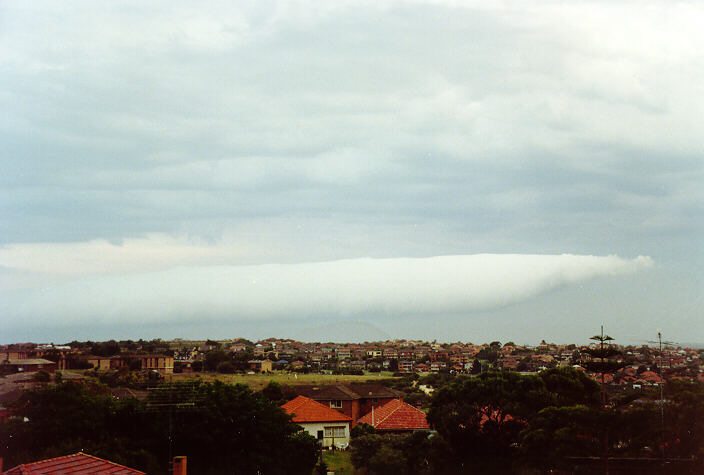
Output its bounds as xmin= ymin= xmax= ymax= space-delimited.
xmin=357 ymin=399 xmax=430 ymax=431
xmin=282 ymin=396 xmax=353 ymax=423
xmin=3 ymin=452 xmax=145 ymax=474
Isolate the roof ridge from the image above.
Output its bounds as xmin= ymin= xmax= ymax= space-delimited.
xmin=372 ymin=398 xmax=402 ymax=427
xmin=336 ymin=384 xmax=360 ymax=398
xmin=78 ymin=452 xmax=146 ymax=473
xmin=5 ymin=452 xmax=145 ymax=474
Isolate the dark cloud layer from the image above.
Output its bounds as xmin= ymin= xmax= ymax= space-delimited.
xmin=0 ymin=1 xmax=701 ymax=343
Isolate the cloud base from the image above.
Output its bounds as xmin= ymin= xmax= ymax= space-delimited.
xmin=4 ymin=254 xmax=653 ymax=327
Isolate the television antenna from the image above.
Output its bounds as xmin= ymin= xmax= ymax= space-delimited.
xmin=143 ymin=381 xmax=203 ymax=474
xmin=643 ymin=332 xmax=679 ymax=466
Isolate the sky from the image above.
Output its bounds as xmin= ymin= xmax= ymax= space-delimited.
xmin=1 ymin=1 xmax=702 ymax=345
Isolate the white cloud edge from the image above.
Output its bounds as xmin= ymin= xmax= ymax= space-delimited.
xmin=3 ymin=254 xmax=654 ymax=326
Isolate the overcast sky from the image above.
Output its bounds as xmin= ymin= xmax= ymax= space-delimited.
xmin=1 ymin=1 xmax=702 ymax=345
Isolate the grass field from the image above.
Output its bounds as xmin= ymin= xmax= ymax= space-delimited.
xmin=322 ymin=450 xmax=355 ymax=474
xmin=169 ymin=371 xmax=398 ymax=391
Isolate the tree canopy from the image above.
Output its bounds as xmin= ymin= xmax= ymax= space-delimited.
xmin=0 ymin=380 xmax=318 ymax=475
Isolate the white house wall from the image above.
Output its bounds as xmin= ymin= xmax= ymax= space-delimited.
xmin=298 ymin=421 xmax=350 ymax=449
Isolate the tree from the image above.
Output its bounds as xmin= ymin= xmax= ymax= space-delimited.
xmin=475 ymin=347 xmax=499 ymax=364
xmin=33 ymin=370 xmax=50 ymax=382
xmin=539 ymin=367 xmax=600 ymax=408
xmin=204 ymin=339 xmax=221 ymax=349
xmin=350 ymin=432 xmax=432 ymax=474
xmin=261 ymin=381 xmax=284 ymax=403
xmin=471 ymin=359 xmax=482 ymax=375
xmin=427 ymin=371 xmax=550 ymax=473
xmin=204 ymin=350 xmax=230 ymax=372
xmin=581 ymin=326 xmax=623 ymax=406
xmin=0 ymin=380 xmax=319 ymax=475
xmin=350 ymin=423 xmax=376 ymax=439
xmin=519 ymin=405 xmax=605 ymax=470
xmin=216 ymin=361 xmax=235 ymax=374
xmin=580 ymin=327 xmax=625 ymax=472
xmin=90 ymin=340 xmax=120 ymax=357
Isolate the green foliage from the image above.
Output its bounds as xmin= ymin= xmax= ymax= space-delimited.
xmin=663 ymin=380 xmax=704 ymax=462
xmin=519 ymin=405 xmax=605 ymax=470
xmin=261 ymin=380 xmax=284 ymax=403
xmin=475 ymin=347 xmax=499 ymax=363
xmin=350 ymin=422 xmax=377 ymax=439
xmin=96 ymin=368 xmax=157 ymax=388
xmin=90 ymin=340 xmax=121 ymax=357
xmin=0 ymin=380 xmax=318 ymax=475
xmin=204 ymin=350 xmax=230 ymax=371
xmin=66 ymin=354 xmax=93 ymax=369
xmin=216 ymin=361 xmax=235 ymax=374
xmin=40 ymin=348 xmax=63 ymax=363
xmin=471 ymin=358 xmax=482 ymax=374
xmin=539 ymin=367 xmax=601 ymax=408
xmin=427 ymin=370 xmax=605 ymax=473
xmin=33 ymin=370 xmax=51 ymax=382
xmin=204 ymin=339 xmax=221 ymax=348
xmin=418 ymin=372 xmax=457 ymax=388
xmin=350 ymin=432 xmax=433 ymax=474
xmin=314 ymin=459 xmax=328 ymax=475
xmin=128 ymin=359 xmax=143 ymax=371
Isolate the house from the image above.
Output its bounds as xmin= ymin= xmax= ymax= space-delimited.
xmin=2 ymin=452 xmax=145 ymax=474
xmin=415 ymin=363 xmax=430 ymax=373
xmin=281 ymin=396 xmax=353 ymax=448
xmin=85 ymin=355 xmax=174 ymax=375
xmin=357 ymin=399 xmax=430 ymax=432
xmin=398 ymin=360 xmax=415 ymax=374
xmin=293 ymin=383 xmax=404 ymax=425
xmin=2 ymin=359 xmax=57 ymax=373
xmin=86 ymin=356 xmax=115 ymax=371
xmin=248 ymin=359 xmax=273 ymax=373
xmin=137 ymin=355 xmax=174 ymax=375
xmin=335 ymin=347 xmax=351 ymax=359
xmin=230 ymin=343 xmax=248 ymax=352
xmin=430 ymin=361 xmax=447 ymax=372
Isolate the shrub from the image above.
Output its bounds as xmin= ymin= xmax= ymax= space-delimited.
xmin=217 ymin=361 xmax=235 ymax=374
xmin=33 ymin=370 xmax=51 ymax=382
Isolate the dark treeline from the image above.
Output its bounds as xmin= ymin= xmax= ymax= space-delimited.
xmin=351 ymin=368 xmax=704 ymax=474
xmin=1 ymin=368 xmax=703 ymax=474
xmin=0 ymin=380 xmax=318 ymax=474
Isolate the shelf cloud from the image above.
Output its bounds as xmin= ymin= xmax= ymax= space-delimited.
xmin=4 ymin=254 xmax=653 ymax=326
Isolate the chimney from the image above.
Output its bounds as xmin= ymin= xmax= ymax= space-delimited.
xmin=173 ymin=456 xmax=187 ymax=475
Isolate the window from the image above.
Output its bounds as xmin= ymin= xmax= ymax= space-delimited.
xmin=324 ymin=426 xmax=346 ymax=438
xmin=329 ymin=400 xmax=342 ymax=408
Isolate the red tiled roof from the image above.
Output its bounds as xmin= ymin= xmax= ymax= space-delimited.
xmin=282 ymin=396 xmax=353 ymax=423
xmin=357 ymin=399 xmax=430 ymax=431
xmin=3 ymin=452 xmax=145 ymax=474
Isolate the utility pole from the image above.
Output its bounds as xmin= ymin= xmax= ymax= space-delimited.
xmin=647 ymin=331 xmax=676 ymax=466
xmin=658 ymin=331 xmax=665 ymax=465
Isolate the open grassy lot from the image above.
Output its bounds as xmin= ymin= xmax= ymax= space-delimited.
xmin=322 ymin=450 xmax=355 ymax=474
xmin=169 ymin=371 xmax=397 ymax=391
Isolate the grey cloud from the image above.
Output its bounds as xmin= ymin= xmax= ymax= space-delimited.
xmin=0 ymin=1 xmax=701 ymax=342
xmin=3 ymin=254 xmax=653 ymax=327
